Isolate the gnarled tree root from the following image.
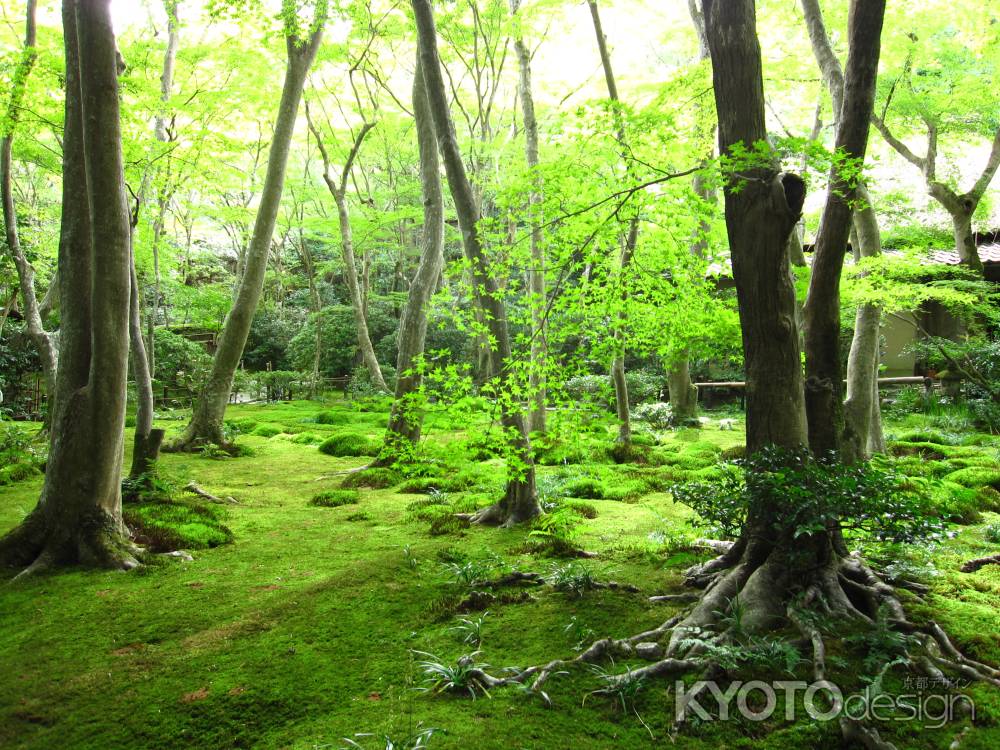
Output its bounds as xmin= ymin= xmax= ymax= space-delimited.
xmin=0 ymin=507 xmax=141 ymax=580
xmin=446 ymin=545 xmax=996 ymax=748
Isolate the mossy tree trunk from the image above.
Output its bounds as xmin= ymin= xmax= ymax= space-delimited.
xmin=166 ymin=3 xmax=326 ymax=452
xmin=412 ymin=0 xmax=540 ymax=526
xmin=0 ymin=0 xmax=137 ymax=576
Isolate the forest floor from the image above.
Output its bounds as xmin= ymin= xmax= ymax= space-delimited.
xmin=1 ymin=397 xmax=999 ymax=749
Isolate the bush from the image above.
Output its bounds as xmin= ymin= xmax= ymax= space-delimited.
xmin=291 ymin=432 xmax=322 ymax=445
xmin=673 ymin=447 xmax=944 ymax=544
xmin=319 ymin=432 xmax=378 ymax=458
xmin=633 ymin=402 xmax=674 ymax=430
xmin=310 ymin=489 xmax=360 ymax=507
xmin=720 ymin=445 xmax=746 ymax=462
xmin=602 ymin=480 xmax=648 ymax=502
xmin=152 ymin=329 xmax=212 ymax=398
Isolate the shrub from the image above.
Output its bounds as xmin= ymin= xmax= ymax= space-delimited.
xmin=673 ymin=447 xmax=944 ymax=544
xmin=340 ymin=468 xmax=399 ymax=489
xmin=319 ymin=432 xmax=378 ymax=457
xmin=429 ymin=513 xmax=469 ymax=536
xmin=310 ymin=489 xmax=360 ymax=507
xmin=633 ymin=402 xmax=673 ymax=430
xmin=0 ymin=462 xmax=40 ymax=485
xmin=225 ymin=418 xmax=258 ymax=435
xmin=291 ymin=432 xmax=322 ymax=445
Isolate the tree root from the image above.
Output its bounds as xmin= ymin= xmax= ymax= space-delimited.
xmin=960 ymin=554 xmax=1000 ymax=573
xmin=184 ymin=481 xmax=239 ymax=505
xmin=433 ymin=546 xmax=998 ymax=747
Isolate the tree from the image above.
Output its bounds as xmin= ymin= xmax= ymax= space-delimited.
xmin=379 ymin=53 xmax=444 ymax=456
xmin=801 ymin=0 xmax=885 ymax=459
xmin=167 ymin=0 xmax=327 ymax=451
xmin=872 ymin=4 xmax=1000 ymax=271
xmin=1 ymin=0 xmax=58 ymax=415
xmin=800 ymin=0 xmax=885 ymax=462
xmin=587 ymin=0 xmax=638 ymax=447
xmin=304 ymin=102 xmax=388 ymax=392
xmin=0 ymin=0 xmax=137 ymax=575
xmin=412 ymin=0 xmax=540 ymax=526
xmin=510 ymin=0 xmax=546 ymax=435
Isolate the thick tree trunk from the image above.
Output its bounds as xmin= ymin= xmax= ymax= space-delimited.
xmin=380 ymin=55 xmax=445 ymax=455
xmin=1 ymin=0 xmax=136 ymax=575
xmin=167 ymin=10 xmax=325 ymax=451
xmin=802 ymin=0 xmax=884 ymax=457
xmin=412 ymin=0 xmax=539 ymax=526
xmin=511 ymin=0 xmax=546 ymax=435
xmin=801 ymin=0 xmax=886 ymax=462
xmin=1 ymin=0 xmax=58 ymax=413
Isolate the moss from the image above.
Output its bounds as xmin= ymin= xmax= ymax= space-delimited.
xmin=339 ymin=467 xmax=399 ymax=489
xmin=123 ymin=500 xmax=233 ymax=551
xmin=318 ymin=432 xmax=378 ymax=458
xmin=0 ymin=462 xmax=40 ymax=486
xmin=894 ymin=429 xmax=960 ymax=445
xmin=309 ymin=489 xmax=360 ymax=507
xmin=943 ymin=466 xmax=1000 ymax=490
xmin=602 ymin=480 xmax=649 ymax=502
xmin=562 ymin=477 xmax=605 ymax=499
xmin=252 ymin=424 xmax=283 ymax=438
xmin=720 ymin=444 xmax=746 ymax=462
xmin=225 ymin=417 xmax=258 ymax=434
xmin=429 ymin=512 xmax=469 ymax=536
xmin=291 ymin=432 xmax=322 ymax=445
xmin=313 ymin=410 xmax=352 ymax=425
xmin=976 ymin=486 xmax=1000 ymax=512
xmin=563 ymin=500 xmax=599 ymax=519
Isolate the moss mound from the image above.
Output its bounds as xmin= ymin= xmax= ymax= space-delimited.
xmin=309 ymin=489 xmax=360 ymax=507
xmin=318 ymin=432 xmax=378 ymax=458
xmin=124 ymin=500 xmax=233 ymax=552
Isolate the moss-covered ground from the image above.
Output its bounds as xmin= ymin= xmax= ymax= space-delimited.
xmin=1 ymin=398 xmax=998 ymax=749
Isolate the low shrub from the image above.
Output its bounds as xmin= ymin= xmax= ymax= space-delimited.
xmin=253 ymin=424 xmax=283 ymax=438
xmin=313 ymin=410 xmax=352 ymax=425
xmin=563 ymin=499 xmax=599 ymax=519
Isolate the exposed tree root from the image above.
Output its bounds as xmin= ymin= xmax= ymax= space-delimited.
xmin=184 ymin=481 xmax=239 ymax=505
xmin=1 ymin=508 xmax=141 ymax=580
xmin=438 ymin=542 xmax=997 ymax=747
xmin=960 ymin=554 xmax=1000 ymax=573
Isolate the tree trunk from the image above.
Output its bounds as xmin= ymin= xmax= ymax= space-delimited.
xmin=128 ymin=236 xmax=163 ymax=481
xmin=380 ymin=54 xmax=445 ymax=455
xmin=802 ymin=0 xmax=884 ymax=457
xmin=588 ymin=0 xmax=638 ymax=447
xmin=1 ymin=0 xmax=58 ymax=414
xmin=305 ymin=109 xmax=388 ymax=393
xmin=667 ymin=359 xmax=699 ymax=425
xmin=802 ymin=0 xmax=885 ymax=462
xmin=511 ymin=0 xmax=546 ymax=435
xmin=1 ymin=0 xmax=137 ymax=575
xmin=412 ymin=0 xmax=539 ymax=526
xmin=166 ymin=8 xmax=325 ymax=451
